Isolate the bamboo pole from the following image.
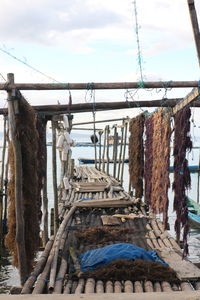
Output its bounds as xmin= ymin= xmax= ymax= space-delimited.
xmin=197 ymin=149 xmax=200 ymax=203
xmin=1 ymin=80 xmax=200 ymax=90
xmin=63 ymin=280 xmax=72 ymax=294
xmin=21 ymin=236 xmax=54 ymax=294
xmin=3 ymin=127 xmax=9 ymax=225
xmin=48 ymin=206 xmax=76 ymax=291
xmin=73 ymin=117 xmax=129 ymax=126
xmin=113 ymin=126 xmax=118 ymax=179
xmin=98 ymin=131 xmax=103 ymax=171
xmin=106 ymin=126 xmax=110 ymax=175
xmin=187 ymin=0 xmax=200 ymax=67
xmin=96 ymin=280 xmax=104 ymax=293
xmin=134 ymin=281 xmax=143 ymax=293
xmin=117 ymin=125 xmax=125 ymax=181
xmin=102 ymin=127 xmax=107 ymax=172
xmin=52 ymin=119 xmax=59 ymax=234
xmin=7 ymin=73 xmax=28 ymax=285
xmin=85 ymin=278 xmax=95 ymax=293
xmin=33 ymin=206 xmax=76 ymax=294
xmin=0 ymin=115 xmax=7 ymax=245
xmin=124 ymin=281 xmax=133 ymax=293
xmin=75 ymin=279 xmax=85 ymax=294
xmin=120 ymin=121 xmax=128 ymax=184
xmin=144 ymin=281 xmax=154 ymax=292
xmin=42 ymin=121 xmax=48 ymax=245
xmin=114 ymin=281 xmax=122 ymax=293
xmin=105 ymin=281 xmax=113 ymax=293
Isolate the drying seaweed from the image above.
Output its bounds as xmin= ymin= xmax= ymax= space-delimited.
xmin=150 ymin=109 xmax=171 ymax=229
xmin=81 ymin=259 xmax=178 ymax=282
xmin=144 ymin=115 xmax=154 ymax=205
xmin=36 ymin=116 xmax=47 ymax=224
xmin=5 ymin=96 xmax=44 ymax=273
xmin=5 ymin=143 xmax=17 ymax=266
xmin=173 ymin=106 xmax=192 ymax=256
xmin=75 ymin=227 xmax=134 ymax=245
xmin=129 ymin=113 xmax=145 ymax=198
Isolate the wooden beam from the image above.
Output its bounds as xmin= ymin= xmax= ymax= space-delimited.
xmin=188 ymin=0 xmax=200 ymax=67
xmin=7 ymin=73 xmax=28 ymax=285
xmin=172 ymin=88 xmax=200 ymax=114
xmin=72 ymin=117 xmax=129 ymax=126
xmin=1 ymin=98 xmax=200 ymax=118
xmin=1 ymin=80 xmax=200 ymax=91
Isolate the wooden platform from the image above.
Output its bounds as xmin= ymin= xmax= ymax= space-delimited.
xmin=20 ymin=167 xmax=200 ymax=295
xmin=2 ymin=292 xmax=200 ymax=300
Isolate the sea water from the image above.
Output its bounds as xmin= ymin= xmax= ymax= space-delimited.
xmin=1 ymin=140 xmax=200 ymax=293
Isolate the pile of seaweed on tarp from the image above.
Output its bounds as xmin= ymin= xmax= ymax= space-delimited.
xmin=81 ymin=259 xmax=178 ymax=282
xmin=129 ymin=113 xmax=145 ymax=198
xmin=173 ymin=106 xmax=192 ymax=256
xmin=5 ymin=96 xmax=46 ymax=273
xmin=78 ymin=243 xmax=178 ymax=282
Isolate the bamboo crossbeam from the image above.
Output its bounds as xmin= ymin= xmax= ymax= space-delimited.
xmin=73 ymin=117 xmax=129 ymax=126
xmin=1 ymin=98 xmax=200 ymax=117
xmin=172 ymin=88 xmax=199 ymax=114
xmin=1 ymin=80 xmax=200 ymax=90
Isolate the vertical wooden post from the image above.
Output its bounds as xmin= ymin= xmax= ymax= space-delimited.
xmin=197 ymin=150 xmax=200 ymax=203
xmin=0 ymin=116 xmax=7 ymax=245
xmin=113 ymin=126 xmax=118 ymax=179
xmin=120 ymin=121 xmax=128 ymax=184
xmin=42 ymin=121 xmax=48 ymax=245
xmin=52 ymin=118 xmax=59 ymax=234
xmin=106 ymin=126 xmax=110 ymax=175
xmin=102 ymin=127 xmax=107 ymax=173
xmin=7 ymin=73 xmax=28 ymax=285
xmin=187 ymin=0 xmax=200 ymax=67
xmin=98 ymin=131 xmax=103 ymax=171
xmin=117 ymin=125 xmax=125 ymax=181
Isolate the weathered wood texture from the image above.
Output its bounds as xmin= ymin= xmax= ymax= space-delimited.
xmin=1 ymin=80 xmax=200 ymax=90
xmin=173 ymin=88 xmax=199 ymax=114
xmin=188 ymin=0 xmax=200 ymax=67
xmin=7 ymin=73 xmax=28 ymax=285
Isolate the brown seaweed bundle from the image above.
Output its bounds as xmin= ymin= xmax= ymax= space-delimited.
xmin=150 ymin=109 xmax=171 ymax=228
xmin=75 ymin=227 xmax=134 ymax=245
xmin=129 ymin=113 xmax=145 ymax=198
xmin=173 ymin=106 xmax=192 ymax=256
xmin=5 ymin=96 xmax=43 ymax=273
xmin=5 ymin=143 xmax=17 ymax=266
xmin=81 ymin=259 xmax=178 ymax=282
xmin=144 ymin=115 xmax=154 ymax=205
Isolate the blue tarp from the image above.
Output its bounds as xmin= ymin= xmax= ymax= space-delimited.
xmin=80 ymin=243 xmax=168 ymax=272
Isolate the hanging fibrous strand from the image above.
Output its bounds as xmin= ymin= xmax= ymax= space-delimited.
xmin=129 ymin=113 xmax=145 ymax=198
xmin=144 ymin=115 xmax=154 ymax=205
xmin=5 ymin=96 xmax=43 ymax=273
xmin=173 ymin=106 xmax=192 ymax=257
xmin=148 ymin=108 xmax=171 ymax=229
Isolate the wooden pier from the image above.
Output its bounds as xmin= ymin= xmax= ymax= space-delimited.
xmin=17 ymin=166 xmax=200 ymax=296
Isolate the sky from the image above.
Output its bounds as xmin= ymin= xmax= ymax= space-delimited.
xmin=0 ymin=0 xmax=199 ymax=127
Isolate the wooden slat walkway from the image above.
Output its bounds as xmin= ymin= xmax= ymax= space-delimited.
xmin=21 ymin=166 xmax=200 ymax=295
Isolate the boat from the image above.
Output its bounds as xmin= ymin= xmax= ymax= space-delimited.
xmin=78 ymin=158 xmax=129 ymax=164
xmin=186 ymin=197 xmax=200 ymax=229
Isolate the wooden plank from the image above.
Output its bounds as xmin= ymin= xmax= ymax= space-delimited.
xmin=172 ymin=87 xmax=199 ymax=114
xmin=1 ymin=80 xmax=200 ymax=90
xmin=158 ymin=249 xmax=200 ymax=280
xmin=7 ymin=73 xmax=28 ymax=285
xmin=101 ymin=215 xmax=121 ymax=225
xmin=73 ymin=198 xmax=134 ymax=208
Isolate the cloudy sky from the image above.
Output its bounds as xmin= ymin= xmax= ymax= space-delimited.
xmin=0 ymin=0 xmax=199 ymax=125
